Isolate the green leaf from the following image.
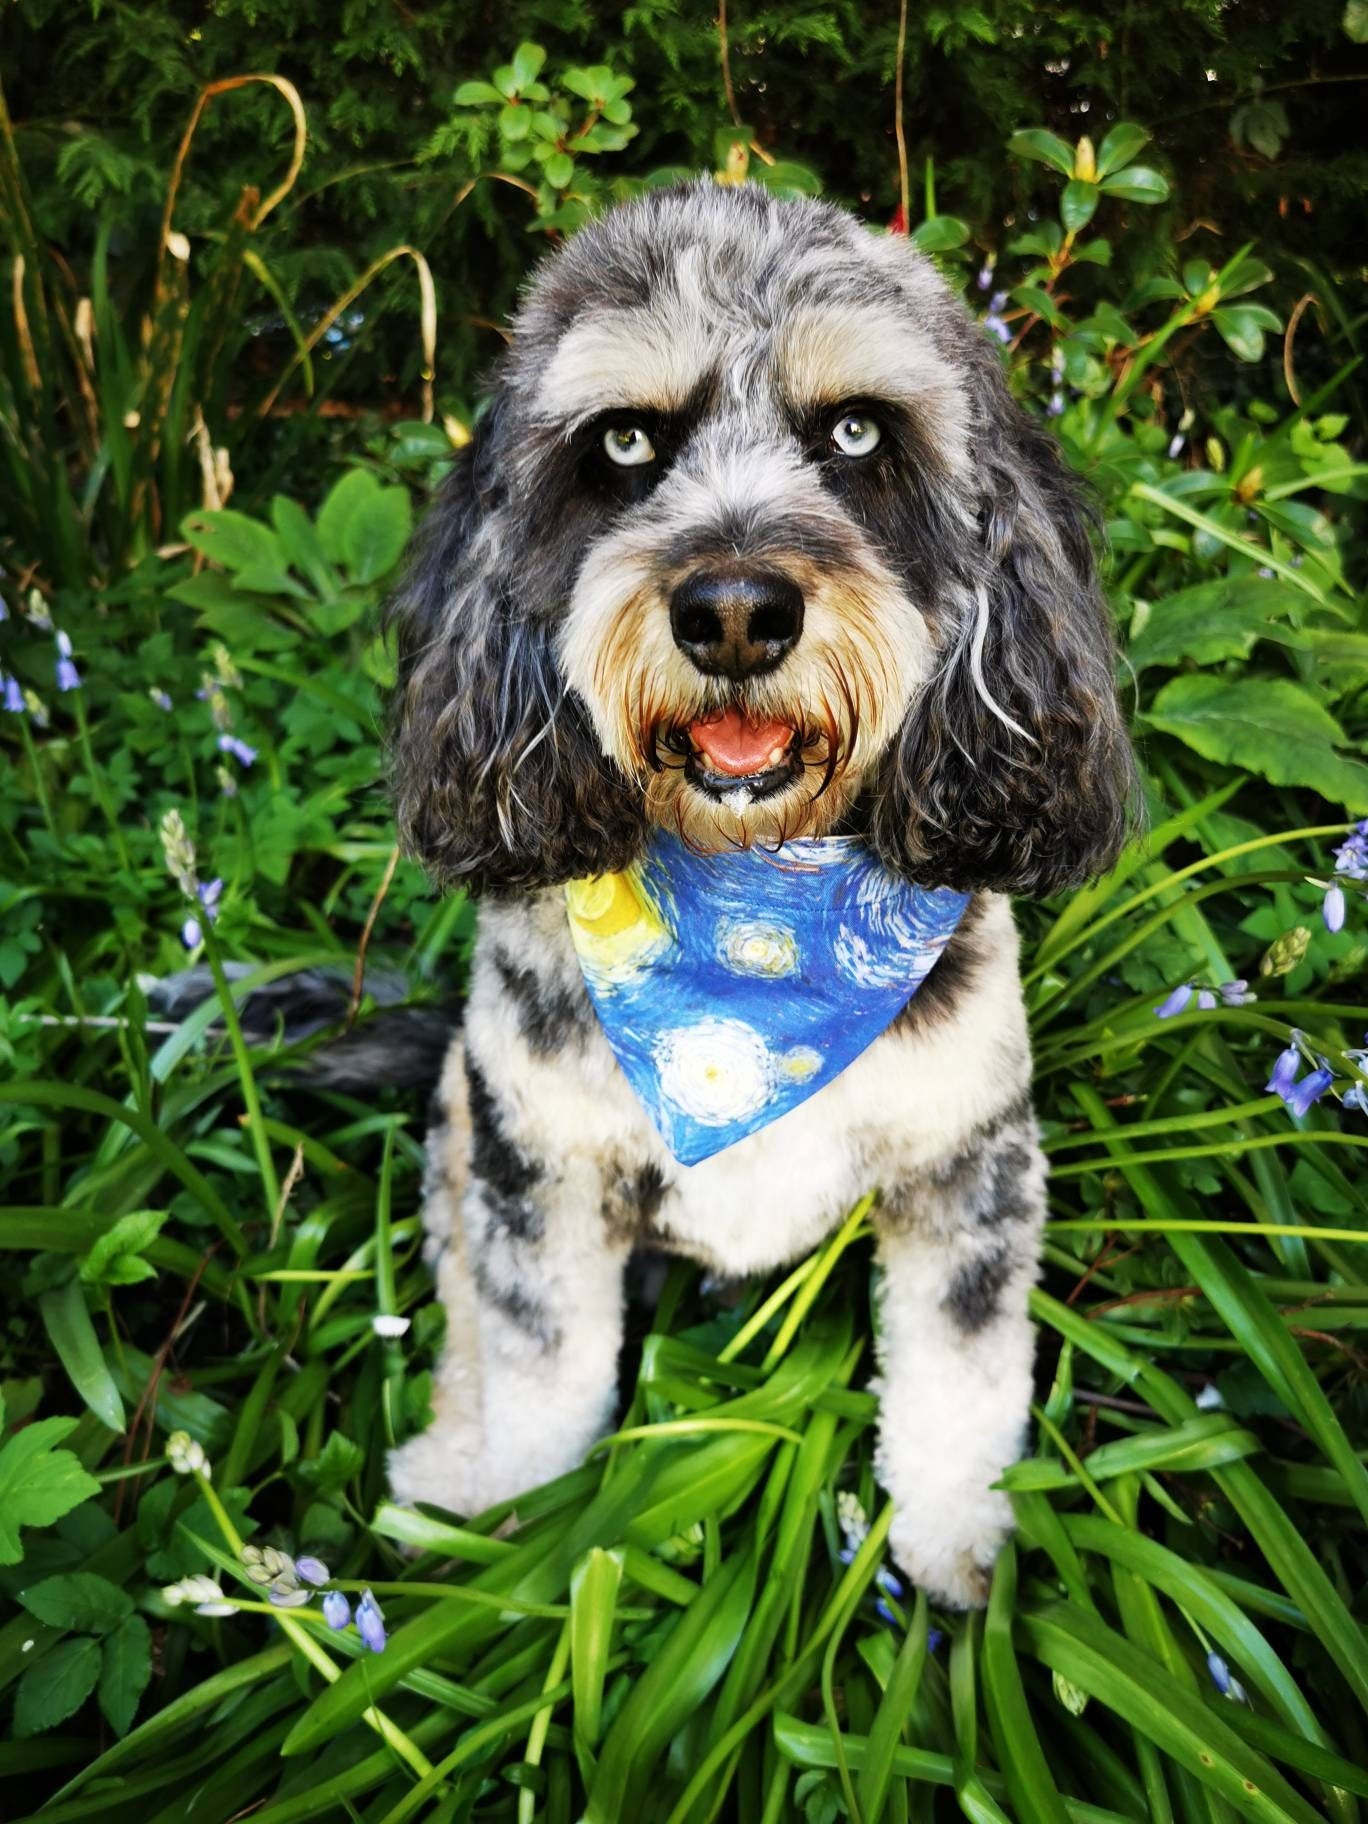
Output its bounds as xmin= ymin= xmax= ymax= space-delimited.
xmin=1060 ymin=179 xmax=1098 ymax=232
xmin=297 ymin=1430 xmax=365 ymax=1495
xmin=1212 ymin=303 xmax=1281 ymax=363
xmin=452 ymin=80 xmax=503 ymax=106
xmin=1127 ymin=575 xmax=1305 ymax=672
xmin=0 ymin=1411 xmax=102 ymax=1564
xmin=909 ymin=214 xmax=971 ymax=252
xmin=80 ymin=1210 xmax=166 ymax=1287
xmin=1099 ymin=165 xmax=1170 ymax=203
xmin=500 ymin=102 xmax=531 ymax=141
xmin=13 ymin=1636 xmax=102 ymax=1738
xmin=544 ymin=150 xmax=574 ymax=189
xmin=510 ymin=41 xmax=546 ymax=89
xmin=99 ymin=1614 xmax=152 ymax=1737
xmin=982 ymin=1543 xmax=1070 ymax=1824
xmin=1142 ymin=674 xmax=1368 ymax=810
xmin=1096 ymin=122 xmax=1149 ymax=176
xmin=1346 ymin=0 xmax=1368 ymax=42
xmin=39 ymin=1278 xmax=125 ymax=1433
xmin=571 ymin=1546 xmax=623 ymax=1773
xmin=179 ymin=508 xmax=285 ymax=577
xmin=1007 ymin=128 xmax=1076 ymax=175
xmin=314 ymin=468 xmax=411 ymax=584
xmin=18 ymin=1572 xmax=132 ymax=1634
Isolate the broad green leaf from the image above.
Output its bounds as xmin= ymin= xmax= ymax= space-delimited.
xmin=0 ymin=1413 xmax=102 ymax=1564
xmin=1143 ymin=674 xmax=1368 ymax=810
xmin=1099 ymin=165 xmax=1169 ymax=203
xmin=1213 ymin=302 xmax=1282 ymax=363
xmin=858 ymin=1592 xmax=930 ymax=1823
xmin=1007 ymin=128 xmax=1075 ymax=174
xmin=452 ymin=80 xmax=503 ymax=105
xmin=316 ymin=467 xmax=378 ymax=565
xmin=79 ymin=1210 xmax=166 ymax=1287
xmin=13 ymin=1636 xmax=102 ymax=1738
xmin=18 ymin=1572 xmax=132 ymax=1634
xmin=571 ymin=1546 xmax=623 ymax=1771
xmin=1127 ymin=575 xmax=1305 ymax=672
xmin=1060 ymin=179 xmax=1098 ymax=232
xmin=39 ymin=1279 xmax=125 ymax=1433
xmin=179 ymin=508 xmax=284 ymax=577
xmin=98 ymin=1614 xmax=152 ymax=1737
xmin=1096 ymin=122 xmax=1149 ymax=176
xmin=983 ymin=1543 xmax=1070 ymax=1824
xmin=510 ymin=41 xmax=546 ymax=88
xmin=910 ymin=214 xmax=971 ymax=252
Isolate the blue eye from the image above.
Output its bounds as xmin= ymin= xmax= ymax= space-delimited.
xmin=831 ymin=414 xmax=881 ymax=457
xmin=603 ymin=425 xmax=656 ymax=467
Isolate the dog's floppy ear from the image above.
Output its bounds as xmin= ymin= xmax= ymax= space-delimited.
xmin=387 ymin=394 xmax=646 ymax=895
xmin=870 ymin=356 xmax=1134 ymax=897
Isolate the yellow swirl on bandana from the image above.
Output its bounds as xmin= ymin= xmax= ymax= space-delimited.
xmin=565 ymin=866 xmax=672 ymax=987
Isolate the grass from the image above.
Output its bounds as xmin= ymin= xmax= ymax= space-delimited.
xmin=1 ymin=763 xmax=1366 ymax=1823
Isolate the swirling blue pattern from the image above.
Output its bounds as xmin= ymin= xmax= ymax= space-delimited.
xmin=565 ymin=832 xmax=969 ymax=1166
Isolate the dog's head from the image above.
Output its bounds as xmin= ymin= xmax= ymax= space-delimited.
xmin=389 ymin=181 xmax=1133 ymax=897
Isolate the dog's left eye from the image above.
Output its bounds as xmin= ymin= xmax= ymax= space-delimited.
xmin=602 ymin=425 xmax=656 ymax=467
xmin=830 ymin=413 xmax=882 ymax=458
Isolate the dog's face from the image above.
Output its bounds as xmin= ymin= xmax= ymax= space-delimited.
xmin=390 ymin=182 xmax=1133 ymax=897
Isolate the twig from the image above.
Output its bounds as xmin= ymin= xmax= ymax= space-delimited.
xmin=1282 ymin=291 xmax=1316 ymax=407
xmin=893 ymin=0 xmax=910 ymax=232
xmin=347 ymin=843 xmax=401 ymax=1029
xmin=718 ymin=0 xmax=742 ymax=126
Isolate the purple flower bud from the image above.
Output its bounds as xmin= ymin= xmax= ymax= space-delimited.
xmin=1047 ymin=390 xmax=1065 ymax=417
xmin=1153 ymin=983 xmax=1193 ymax=1020
xmin=0 ymin=594 xmax=8 ymax=621
xmin=1342 ymin=1082 xmax=1368 ymax=1115
xmin=837 ymin=1545 xmax=856 ymax=1565
xmin=2 ymin=673 xmax=23 ymax=714
xmin=181 ymin=917 xmax=203 ymax=949
xmin=1285 ymin=1065 xmax=1333 ymax=1119
xmin=1168 ymin=435 xmax=1185 ymax=459
xmin=976 ymin=264 xmax=993 ymax=291
xmin=55 ymin=629 xmax=73 ymax=659
xmin=1323 ymin=884 xmax=1346 ymax=933
xmin=56 ymin=657 xmax=81 ymax=692
xmin=988 ymin=290 xmax=1009 ymax=315
xmin=984 ymin=315 xmax=1011 ymax=345
xmin=295 ymin=1556 xmax=330 ymax=1587
xmin=875 ymin=1565 xmax=906 ymax=1599
xmin=217 ymin=733 xmax=257 ymax=767
xmin=927 ymin=1629 xmax=944 ymax=1653
xmin=150 ymin=687 xmax=173 ymax=711
xmin=1196 ymin=989 xmax=1218 ymax=1011
xmin=267 ymin=1583 xmax=312 ymax=1608
xmin=322 ymin=1590 xmax=350 ymax=1629
xmin=1218 ymin=979 xmax=1254 ymax=1005
xmin=1265 ymin=1043 xmax=1300 ymax=1098
xmin=874 ymin=1598 xmax=898 ymax=1628
xmin=355 ymin=1588 xmax=386 ymax=1653
xmin=1206 ymin=1651 xmax=1231 ymax=1695
xmin=197 ymin=877 xmax=224 ymax=922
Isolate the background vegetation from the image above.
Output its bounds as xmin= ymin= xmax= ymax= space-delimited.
xmin=1 ymin=2 xmax=1366 ymax=1820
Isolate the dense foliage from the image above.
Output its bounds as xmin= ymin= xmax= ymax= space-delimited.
xmin=1 ymin=7 xmax=1366 ymax=1822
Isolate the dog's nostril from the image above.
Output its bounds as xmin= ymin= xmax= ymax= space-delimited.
xmin=669 ymin=571 xmax=805 ymax=678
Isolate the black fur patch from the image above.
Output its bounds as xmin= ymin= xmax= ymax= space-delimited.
xmin=492 ymin=947 xmax=588 ymax=1057
xmin=465 ymin=1054 xmax=544 ymax=1242
xmin=943 ymin=1244 xmax=1014 ymax=1334
xmin=472 ymin=1256 xmax=559 ymax=1347
xmin=602 ymin=1160 xmax=669 ymax=1244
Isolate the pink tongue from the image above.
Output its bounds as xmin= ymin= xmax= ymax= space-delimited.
xmin=689 ymin=707 xmax=794 ymax=777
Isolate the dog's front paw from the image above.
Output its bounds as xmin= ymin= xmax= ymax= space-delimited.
xmin=387 ymin=1431 xmax=516 ymax=1518
xmin=888 ymin=1487 xmax=1013 ymax=1611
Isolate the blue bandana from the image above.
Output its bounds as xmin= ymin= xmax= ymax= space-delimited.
xmin=565 ymin=833 xmax=970 ymax=1166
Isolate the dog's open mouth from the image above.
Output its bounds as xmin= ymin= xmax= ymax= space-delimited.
xmin=680 ymin=706 xmax=802 ymax=800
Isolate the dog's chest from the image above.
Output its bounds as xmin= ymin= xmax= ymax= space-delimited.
xmin=465 ymin=890 xmax=1030 ymax=1275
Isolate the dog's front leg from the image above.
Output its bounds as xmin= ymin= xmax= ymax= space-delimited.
xmin=389 ymin=1050 xmax=628 ymax=1518
xmin=873 ymin=1107 xmax=1046 ymax=1609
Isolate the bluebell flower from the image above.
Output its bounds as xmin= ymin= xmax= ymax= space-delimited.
xmin=1206 ymin=1650 xmax=1231 ymax=1695
xmin=874 ymin=1598 xmax=898 ymax=1628
xmin=355 ymin=1589 xmax=386 ymax=1653
xmin=1154 ymin=983 xmax=1193 ymax=1019
xmin=149 ymin=687 xmax=173 ymax=711
xmin=976 ymin=264 xmax=993 ymax=291
xmin=1265 ymin=1042 xmax=1301 ymax=1098
xmin=1323 ymin=884 xmax=1346 ymax=933
xmin=1218 ymin=980 xmax=1256 ymax=1006
xmin=54 ymin=630 xmax=81 ymax=692
xmin=2 ymin=673 xmax=23 ymax=714
xmin=927 ymin=1628 xmax=944 ymax=1653
xmin=267 ymin=1582 xmax=312 ymax=1608
xmin=197 ymin=877 xmax=223 ymax=924
xmin=322 ymin=1590 xmax=350 ymax=1629
xmin=1343 ymin=1082 xmax=1368 ymax=1116
xmin=1196 ymin=989 xmax=1218 ymax=1011
xmin=295 ymin=1556 xmax=330 ymax=1587
xmin=1047 ymin=390 xmax=1065 ymax=417
xmin=983 ymin=291 xmax=1012 ymax=344
xmin=181 ymin=917 xmax=203 ymax=950
xmin=1284 ymin=1064 xmax=1333 ymax=1119
xmin=875 ymin=1565 xmax=906 ymax=1599
xmin=0 ymin=593 xmax=8 ymax=620
xmin=1167 ymin=434 xmax=1185 ymax=459
xmin=217 ymin=733 xmax=257 ymax=767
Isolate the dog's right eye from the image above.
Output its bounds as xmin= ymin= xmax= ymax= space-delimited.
xmin=602 ymin=425 xmax=656 ymax=468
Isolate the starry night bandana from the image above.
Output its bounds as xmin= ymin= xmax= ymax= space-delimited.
xmin=565 ymin=832 xmax=970 ymax=1167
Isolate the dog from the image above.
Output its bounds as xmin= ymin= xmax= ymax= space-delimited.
xmin=382 ymin=179 xmax=1133 ymax=1609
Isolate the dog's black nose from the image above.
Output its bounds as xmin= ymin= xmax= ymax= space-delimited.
xmin=669 ymin=570 xmax=804 ymax=679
